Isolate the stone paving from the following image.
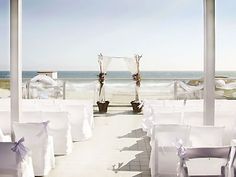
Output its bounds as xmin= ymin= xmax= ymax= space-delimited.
xmin=48 ymin=107 xmax=151 ymax=177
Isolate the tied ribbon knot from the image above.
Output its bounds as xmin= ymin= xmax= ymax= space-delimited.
xmin=175 ymin=139 xmax=187 ymax=177
xmin=37 ymin=121 xmax=50 ymax=137
xmin=11 ymin=137 xmax=29 ymax=161
xmin=175 ymin=139 xmax=187 ymax=159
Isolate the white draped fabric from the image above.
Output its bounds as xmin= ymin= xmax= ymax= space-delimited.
xmin=13 ymin=122 xmax=55 ymax=176
xmin=98 ymin=54 xmax=111 ymax=102
xmin=0 ymin=141 xmax=34 ymax=177
xmin=216 ymin=80 xmax=236 ymax=90
xmin=0 ymin=128 xmax=11 ymax=142
xmin=30 ymin=74 xmax=57 ymax=86
xmin=98 ymin=54 xmax=112 ymax=73
xmin=41 ymin=112 xmax=73 ymax=155
xmin=123 ymin=57 xmax=138 ymax=75
xmin=97 ymin=54 xmax=142 ymax=102
xmin=143 ymin=99 xmax=236 ymax=177
xmin=29 ymin=75 xmax=63 ymax=99
xmin=178 ymin=81 xmax=204 ymax=93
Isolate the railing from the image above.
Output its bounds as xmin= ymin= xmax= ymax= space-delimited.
xmin=1 ymin=77 xmax=236 ymax=105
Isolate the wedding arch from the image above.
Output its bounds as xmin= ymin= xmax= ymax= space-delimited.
xmin=97 ymin=53 xmax=142 ymax=113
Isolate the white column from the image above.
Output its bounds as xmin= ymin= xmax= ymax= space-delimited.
xmin=203 ymin=0 xmax=215 ymax=125
xmin=10 ymin=0 xmax=22 ymax=138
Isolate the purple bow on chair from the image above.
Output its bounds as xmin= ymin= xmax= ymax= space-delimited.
xmin=175 ymin=139 xmax=187 ymax=177
xmin=11 ymin=137 xmax=29 ymax=161
xmin=175 ymin=139 xmax=187 ymax=159
xmin=37 ymin=121 xmax=50 ymax=137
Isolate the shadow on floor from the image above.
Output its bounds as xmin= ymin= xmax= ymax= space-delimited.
xmin=113 ymin=128 xmax=151 ymax=177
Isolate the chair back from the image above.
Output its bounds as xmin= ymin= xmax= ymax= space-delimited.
xmin=0 ymin=111 xmax=11 ymax=134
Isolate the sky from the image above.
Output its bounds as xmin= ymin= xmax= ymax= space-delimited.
xmin=0 ymin=0 xmax=236 ymax=71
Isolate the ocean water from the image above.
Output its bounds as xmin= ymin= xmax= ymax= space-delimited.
xmin=1 ymin=71 xmax=236 ymax=79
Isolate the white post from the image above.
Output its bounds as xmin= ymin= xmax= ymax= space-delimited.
xmin=10 ymin=0 xmax=22 ymax=139
xmin=203 ymin=0 xmax=215 ymax=125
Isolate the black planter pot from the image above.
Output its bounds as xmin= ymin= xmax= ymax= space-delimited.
xmin=131 ymin=101 xmax=143 ymax=113
xmin=97 ymin=101 xmax=109 ymax=113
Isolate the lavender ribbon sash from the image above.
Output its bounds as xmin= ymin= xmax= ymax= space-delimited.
xmin=11 ymin=137 xmax=29 ymax=162
xmin=175 ymin=139 xmax=187 ymax=177
xmin=175 ymin=139 xmax=187 ymax=159
xmin=37 ymin=121 xmax=50 ymax=137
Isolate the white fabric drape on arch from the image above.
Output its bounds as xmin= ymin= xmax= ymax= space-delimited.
xmin=98 ymin=54 xmax=112 ymax=102
xmin=124 ymin=55 xmax=142 ymax=101
xmin=98 ymin=54 xmax=111 ymax=73
xmin=97 ymin=54 xmax=141 ymax=102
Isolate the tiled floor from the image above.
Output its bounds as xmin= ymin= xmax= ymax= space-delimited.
xmin=48 ymin=107 xmax=151 ymax=177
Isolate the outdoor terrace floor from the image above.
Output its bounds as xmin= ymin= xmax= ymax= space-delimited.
xmin=48 ymin=107 xmax=151 ymax=177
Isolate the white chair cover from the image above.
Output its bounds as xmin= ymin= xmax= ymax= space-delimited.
xmin=187 ymin=126 xmax=225 ymax=176
xmin=0 ymin=128 xmax=11 ymax=142
xmin=61 ymin=105 xmax=93 ymax=141
xmin=56 ymin=99 xmax=94 ymax=128
xmin=183 ymin=112 xmax=203 ymax=126
xmin=0 ymin=139 xmax=34 ymax=177
xmin=0 ymin=99 xmax=10 ymax=111
xmin=22 ymin=101 xmax=39 ymax=112
xmin=21 ymin=111 xmax=43 ymax=123
xmin=215 ymin=114 xmax=236 ymax=146
xmin=42 ymin=112 xmax=73 ymax=155
xmin=152 ymin=112 xmax=183 ymax=125
xmin=190 ymin=126 xmax=224 ymax=147
xmin=39 ymin=104 xmax=61 ymax=112
xmin=0 ymin=111 xmax=11 ymax=134
xmin=150 ymin=124 xmax=190 ymax=177
xmin=145 ymin=111 xmax=183 ymax=137
xmin=13 ymin=122 xmax=55 ymax=176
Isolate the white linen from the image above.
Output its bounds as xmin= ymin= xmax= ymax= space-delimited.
xmin=0 ymin=141 xmax=34 ymax=177
xmin=183 ymin=111 xmax=203 ymax=126
xmin=186 ymin=126 xmax=225 ymax=176
xmin=42 ymin=112 xmax=73 ymax=155
xmin=21 ymin=111 xmax=42 ymax=123
xmin=0 ymin=111 xmax=11 ymax=134
xmin=189 ymin=126 xmax=224 ymax=147
xmin=54 ymin=99 xmax=94 ymax=128
xmin=30 ymin=74 xmax=57 ymax=86
xmin=150 ymin=124 xmax=190 ymax=177
xmin=13 ymin=122 xmax=55 ymax=176
xmin=0 ymin=128 xmax=11 ymax=142
xmin=61 ymin=105 xmax=92 ymax=141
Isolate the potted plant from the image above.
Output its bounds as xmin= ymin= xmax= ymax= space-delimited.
xmin=130 ymin=55 xmax=143 ymax=113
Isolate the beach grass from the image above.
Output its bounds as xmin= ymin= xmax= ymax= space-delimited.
xmin=0 ymin=79 xmax=10 ymax=90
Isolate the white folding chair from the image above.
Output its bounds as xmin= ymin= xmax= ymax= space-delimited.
xmin=0 ymin=138 xmax=34 ymax=177
xmin=42 ymin=111 xmax=73 ymax=155
xmin=150 ymin=124 xmax=190 ymax=177
xmin=178 ymin=146 xmax=235 ymax=177
xmin=13 ymin=122 xmax=55 ymax=176
xmin=187 ymin=126 xmax=225 ymax=176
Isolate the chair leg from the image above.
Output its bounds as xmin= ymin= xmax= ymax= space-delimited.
xmin=221 ymin=166 xmax=225 ymax=177
xmin=184 ymin=167 xmax=189 ymax=177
